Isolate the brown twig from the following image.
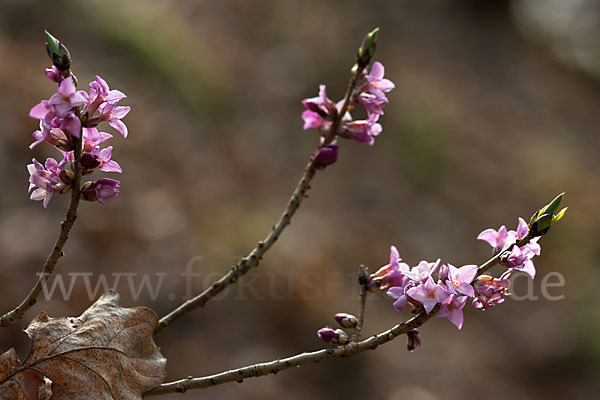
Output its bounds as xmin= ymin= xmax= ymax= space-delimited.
xmin=351 ymin=266 xmax=369 ymax=341
xmin=0 ymin=135 xmax=83 ymax=328
xmin=155 ymin=159 xmax=317 ymax=334
xmin=147 ymin=230 xmax=541 ymax=396
xmin=145 ymin=308 xmax=436 ymax=397
xmin=155 ymin=65 xmax=363 ymax=335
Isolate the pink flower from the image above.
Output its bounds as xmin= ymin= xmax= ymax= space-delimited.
xmin=372 ymin=245 xmax=411 ymax=291
xmin=356 ymin=91 xmax=388 ymax=116
xmin=338 ymin=114 xmax=382 ymax=146
xmin=503 ymin=240 xmax=540 ymax=278
xmin=301 ymin=63 xmax=394 ymax=143
xmin=82 ymin=128 xmax=113 ymax=152
xmin=29 ymin=100 xmax=52 ymax=120
xmin=78 ymin=146 xmax=122 ymax=173
xmin=403 ymin=259 xmax=440 ymax=283
xmin=27 ymin=157 xmax=67 ymax=208
xmin=302 ymin=109 xmax=327 ymax=130
xmin=406 ymin=276 xmax=449 ymax=313
xmin=81 ymin=178 xmax=120 ymax=204
xmin=515 ymin=217 xmax=529 ymax=240
xmin=387 ymin=284 xmax=414 ymax=311
xmin=377 ymin=246 xmax=415 ymax=311
xmin=95 ymin=102 xmax=130 ymax=138
xmin=437 ymin=294 xmax=468 ymax=329
xmin=30 ymin=110 xmax=82 ymax=149
xmin=445 ymin=264 xmax=478 ymax=297
xmin=81 ymin=76 xmax=130 ymax=138
xmin=365 ymin=61 xmax=395 ymax=98
xmin=477 ymin=225 xmax=515 ymax=255
xmin=62 ymin=127 xmax=122 ymax=174
xmin=47 ymin=77 xmax=86 ymax=117
xmin=83 ymin=76 xmax=127 ymax=115
xmin=95 ymin=146 xmax=122 ymax=173
xmin=478 ymin=218 xmax=530 ymax=254
xmin=89 ymin=75 xmax=127 ymax=103
xmin=27 ymin=69 xmax=128 ymax=207
xmin=301 ymin=85 xmax=336 ymax=131
xmin=473 ymin=273 xmax=511 ymax=311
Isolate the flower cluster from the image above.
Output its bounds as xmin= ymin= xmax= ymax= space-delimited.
xmin=315 ymin=196 xmax=564 ymax=349
xmin=377 ymin=247 xmax=477 ymax=330
xmin=28 ymin=67 xmax=129 ymax=207
xmin=372 ymin=218 xmax=541 ymax=330
xmin=472 ymin=272 xmax=511 ymax=311
xmin=302 ymin=61 xmax=394 ymax=169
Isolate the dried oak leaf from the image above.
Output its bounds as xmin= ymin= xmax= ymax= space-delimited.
xmin=0 ymin=291 xmax=166 ymax=399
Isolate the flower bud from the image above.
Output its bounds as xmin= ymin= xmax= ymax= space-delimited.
xmin=357 ymin=27 xmax=379 ymax=69
xmin=334 ymin=313 xmax=358 ymax=329
xmin=80 ymin=178 xmax=120 ymax=204
xmin=58 ymin=184 xmax=72 ymax=195
xmin=529 ymin=213 xmax=552 ymax=237
xmin=58 ymin=169 xmax=73 ymax=186
xmin=80 ymin=153 xmax=101 ymax=170
xmin=437 ymin=264 xmax=449 ymax=282
xmin=406 ymin=328 xmax=421 ymax=352
xmin=317 ymin=326 xmax=349 ymax=346
xmin=304 ymin=101 xmax=329 ymax=118
xmin=45 ymin=30 xmax=71 ymax=72
xmin=45 ymin=66 xmax=62 ymax=83
xmin=475 ymin=274 xmax=493 ymax=283
xmin=312 ymin=144 xmax=338 ymax=170
xmin=529 ymin=193 xmax=567 ymax=237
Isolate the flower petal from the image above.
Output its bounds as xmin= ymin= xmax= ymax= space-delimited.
xmin=57 ymin=76 xmax=76 ymax=97
xmin=29 ymin=101 xmax=51 ymax=119
xmin=369 ymin=62 xmax=385 ymax=80
xmin=108 ymin=119 xmax=128 ymax=138
xmin=477 ymin=228 xmax=499 ymax=247
xmin=448 ymin=308 xmax=464 ymax=329
xmin=99 ymin=160 xmax=122 ymax=173
xmin=456 ymin=264 xmax=478 ymax=283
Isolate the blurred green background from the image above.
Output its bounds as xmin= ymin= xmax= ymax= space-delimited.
xmin=1 ymin=0 xmax=598 ymax=398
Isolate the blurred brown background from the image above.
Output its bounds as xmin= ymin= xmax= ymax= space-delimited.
xmin=1 ymin=0 xmax=598 ymax=398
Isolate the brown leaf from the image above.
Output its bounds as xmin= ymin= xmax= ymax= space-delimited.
xmin=0 ymin=291 xmax=167 ymax=399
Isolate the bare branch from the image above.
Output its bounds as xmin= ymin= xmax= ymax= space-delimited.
xmin=155 ymin=159 xmax=317 ymax=334
xmin=155 ymin=67 xmax=362 ymax=335
xmin=0 ymin=135 xmax=83 ymax=328
xmin=145 ymin=309 xmax=436 ymax=397
xmin=148 ymin=232 xmax=538 ymax=395
xmin=351 ymin=266 xmax=369 ymax=341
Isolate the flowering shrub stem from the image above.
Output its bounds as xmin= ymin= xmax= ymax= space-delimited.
xmin=155 ymin=159 xmax=318 ymax=334
xmin=155 ymin=58 xmax=365 ymax=335
xmin=323 ymin=69 xmax=360 ymax=146
xmin=0 ymin=134 xmax=83 ymax=328
xmin=145 ymin=308 xmax=437 ymax=397
xmin=146 ymin=230 xmax=546 ymax=396
xmin=351 ymin=267 xmax=369 ymax=341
